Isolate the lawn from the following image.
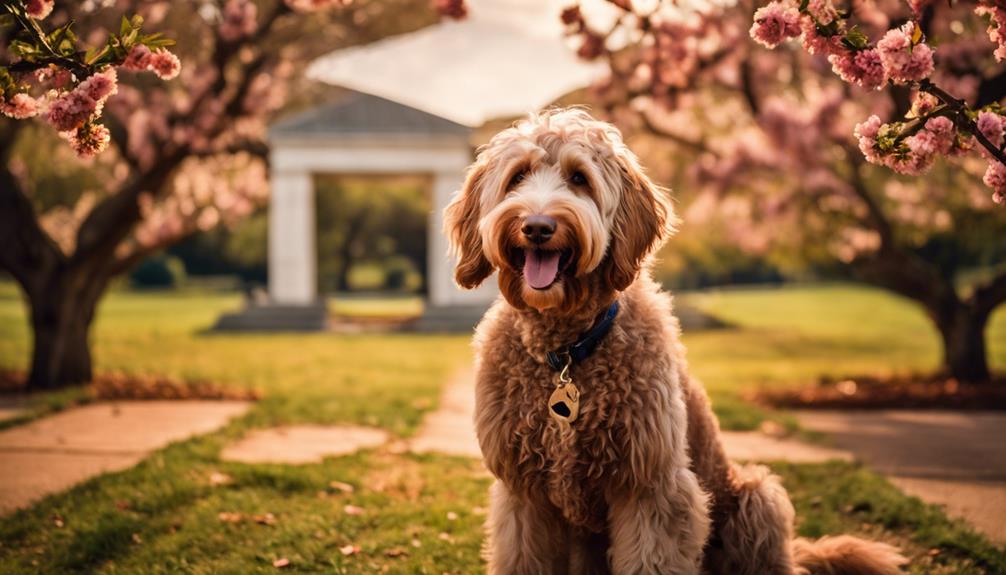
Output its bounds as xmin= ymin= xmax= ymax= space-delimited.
xmin=0 ymin=281 xmax=1003 ymax=573
xmin=682 ymin=284 xmax=1006 ymax=429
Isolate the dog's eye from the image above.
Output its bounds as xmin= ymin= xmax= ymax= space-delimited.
xmin=508 ymin=170 xmax=527 ymax=189
xmin=569 ymin=171 xmax=588 ymax=186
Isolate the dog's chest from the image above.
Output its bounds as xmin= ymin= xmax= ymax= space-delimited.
xmin=488 ymin=354 xmax=632 ymax=531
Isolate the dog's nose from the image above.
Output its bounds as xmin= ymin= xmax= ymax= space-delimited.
xmin=521 ymin=215 xmax=557 ymax=244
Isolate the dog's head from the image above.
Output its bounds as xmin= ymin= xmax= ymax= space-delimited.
xmin=444 ymin=108 xmax=675 ymax=315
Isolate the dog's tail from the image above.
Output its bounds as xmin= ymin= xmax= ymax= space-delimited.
xmin=717 ymin=464 xmax=907 ymax=575
xmin=792 ymin=535 xmax=907 ymax=575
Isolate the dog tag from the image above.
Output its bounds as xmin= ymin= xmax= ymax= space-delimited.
xmin=549 ymin=383 xmax=580 ymax=424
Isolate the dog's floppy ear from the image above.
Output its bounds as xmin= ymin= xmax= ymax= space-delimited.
xmin=604 ymin=152 xmax=676 ymax=291
xmin=444 ymin=159 xmax=494 ymax=289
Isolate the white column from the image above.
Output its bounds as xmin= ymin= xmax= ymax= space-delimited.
xmin=428 ymin=172 xmax=498 ymax=307
xmin=268 ymin=169 xmax=317 ymax=305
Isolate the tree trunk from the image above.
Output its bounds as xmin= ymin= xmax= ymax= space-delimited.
xmin=852 ymin=247 xmax=996 ymax=386
xmin=936 ymin=305 xmax=991 ymax=384
xmin=25 ymin=271 xmax=106 ymax=390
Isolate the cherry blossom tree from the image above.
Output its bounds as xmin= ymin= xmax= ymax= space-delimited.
xmin=0 ymin=0 xmax=440 ymax=390
xmin=562 ymin=0 xmax=1006 ymax=383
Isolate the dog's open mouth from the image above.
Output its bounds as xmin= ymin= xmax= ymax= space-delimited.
xmin=512 ymin=248 xmax=574 ymax=290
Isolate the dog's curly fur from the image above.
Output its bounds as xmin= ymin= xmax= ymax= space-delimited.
xmin=445 ymin=108 xmax=907 ymax=575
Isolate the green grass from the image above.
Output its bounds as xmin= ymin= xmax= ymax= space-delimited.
xmin=680 ymin=283 xmax=1006 ymax=430
xmin=0 ymin=284 xmax=468 ymax=436
xmin=0 ymin=281 xmax=1004 ymax=573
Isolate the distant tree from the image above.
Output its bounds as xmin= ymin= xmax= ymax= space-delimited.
xmin=315 ymin=175 xmax=428 ymax=293
xmin=0 ymin=0 xmax=441 ymax=390
xmin=562 ymin=0 xmax=1006 ymax=383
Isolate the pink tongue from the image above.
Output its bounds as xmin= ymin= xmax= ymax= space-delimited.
xmin=523 ymin=249 xmax=561 ymax=289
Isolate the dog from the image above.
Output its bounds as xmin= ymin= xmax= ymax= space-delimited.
xmin=444 ymin=108 xmax=907 ymax=575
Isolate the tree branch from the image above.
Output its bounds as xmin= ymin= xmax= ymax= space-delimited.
xmin=637 ymin=107 xmax=715 ymax=156
xmin=851 ymin=246 xmax=959 ymax=317
xmin=919 ymin=79 xmax=1006 ymax=167
xmin=843 ymin=144 xmax=895 ymax=248
xmin=0 ymin=122 xmax=63 ymax=292
xmin=739 ymin=56 xmax=761 ymax=117
xmin=972 ymin=268 xmax=1006 ymax=319
xmin=70 ymin=147 xmax=187 ymax=266
xmin=191 ymin=138 xmax=270 ymax=162
xmin=103 ymin=109 xmax=140 ymax=172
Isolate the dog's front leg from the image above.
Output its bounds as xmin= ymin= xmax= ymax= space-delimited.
xmin=484 ymin=480 xmax=570 ymax=575
xmin=607 ymin=467 xmax=710 ymax=575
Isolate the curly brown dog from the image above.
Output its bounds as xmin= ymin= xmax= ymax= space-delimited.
xmin=444 ymin=108 xmax=907 ymax=575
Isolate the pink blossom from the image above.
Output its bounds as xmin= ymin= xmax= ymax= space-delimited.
xmin=1 ymin=93 xmax=40 ymax=119
xmin=801 ymin=18 xmax=843 ymax=56
xmin=977 ymin=110 xmax=1004 ymax=149
xmin=749 ymin=1 xmax=802 ymax=49
xmin=47 ymin=90 xmax=97 ymax=132
xmin=983 ymin=161 xmax=1006 ymax=203
xmin=121 ymin=45 xmax=153 ymax=72
xmin=976 ymin=4 xmax=1006 ymax=62
xmin=923 ymin=116 xmax=955 ymax=155
xmin=78 ymin=69 xmax=118 ymax=104
xmin=67 ymin=123 xmax=111 ymax=158
xmin=854 ymin=115 xmax=883 ymax=164
xmin=877 ymin=23 xmax=934 ymax=83
xmin=910 ymin=92 xmax=939 ymax=117
xmin=35 ymin=66 xmax=72 ymax=89
xmin=148 ymin=49 xmax=181 ymax=80
xmin=219 ymin=0 xmax=258 ymax=41
xmin=25 ymin=0 xmax=53 ymax=19
xmin=901 ymin=43 xmax=934 ymax=82
xmin=284 ymin=0 xmax=348 ymax=12
xmin=829 ymin=49 xmax=886 ymax=90
xmin=806 ymin=0 xmax=837 ymax=25
xmin=855 ymin=115 xmax=955 ymax=176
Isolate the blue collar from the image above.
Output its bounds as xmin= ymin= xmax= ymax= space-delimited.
xmin=545 ymin=300 xmax=620 ymax=372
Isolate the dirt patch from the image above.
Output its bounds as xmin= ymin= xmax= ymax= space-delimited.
xmin=755 ymin=374 xmax=1006 ymax=410
xmin=0 ymin=369 xmax=260 ymax=402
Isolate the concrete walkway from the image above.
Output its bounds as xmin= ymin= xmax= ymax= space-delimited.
xmin=408 ymin=369 xmax=854 ymax=464
xmin=796 ymin=410 xmax=1006 ymax=544
xmin=0 ymin=400 xmax=250 ymax=514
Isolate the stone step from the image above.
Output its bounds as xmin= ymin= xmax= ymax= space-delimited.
xmin=409 ymin=305 xmax=489 ymax=332
xmin=212 ymin=303 xmax=328 ymax=332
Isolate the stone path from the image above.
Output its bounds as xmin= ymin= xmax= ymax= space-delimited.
xmin=796 ymin=410 xmax=1006 ymax=544
xmin=0 ymin=396 xmax=28 ymax=424
xmin=409 ymin=371 xmax=1006 ymax=544
xmin=0 ymin=400 xmax=250 ymax=514
xmin=410 ymin=368 xmax=481 ymax=458
xmin=407 ymin=369 xmax=854 ymax=465
xmin=221 ymin=425 xmax=389 ymax=464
